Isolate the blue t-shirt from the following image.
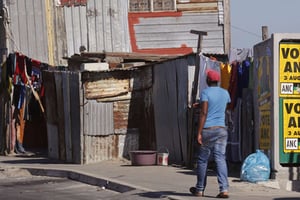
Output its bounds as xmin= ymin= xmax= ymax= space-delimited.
xmin=200 ymin=86 xmax=231 ymax=128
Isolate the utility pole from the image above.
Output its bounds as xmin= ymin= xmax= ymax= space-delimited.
xmin=187 ymin=30 xmax=207 ymax=167
xmin=262 ymin=26 xmax=269 ymax=41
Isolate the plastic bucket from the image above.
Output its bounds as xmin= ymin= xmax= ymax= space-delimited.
xmin=157 ymin=147 xmax=169 ymax=166
xmin=129 ymin=150 xmax=157 ymax=166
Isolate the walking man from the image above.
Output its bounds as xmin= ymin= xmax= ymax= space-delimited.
xmin=190 ymin=69 xmax=231 ymax=198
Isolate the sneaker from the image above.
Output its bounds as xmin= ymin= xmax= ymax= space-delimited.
xmin=216 ymin=192 xmax=229 ymax=198
xmin=189 ymin=187 xmax=204 ymax=197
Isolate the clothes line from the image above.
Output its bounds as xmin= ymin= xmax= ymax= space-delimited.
xmin=0 ymin=51 xmax=50 ymax=155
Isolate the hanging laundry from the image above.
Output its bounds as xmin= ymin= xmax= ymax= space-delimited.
xmin=237 ymin=60 xmax=251 ymax=98
xmin=26 ymin=57 xmax=42 ymax=91
xmin=227 ymin=61 xmax=239 ymax=110
xmin=226 ymin=98 xmax=242 ymax=162
xmin=0 ymin=52 xmax=48 ymax=155
xmin=220 ymin=63 xmax=231 ymax=90
xmin=13 ymin=52 xmax=29 ymax=85
xmin=198 ymin=54 xmax=222 ymax=98
xmin=229 ymin=48 xmax=253 ymax=63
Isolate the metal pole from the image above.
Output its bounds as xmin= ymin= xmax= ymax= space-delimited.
xmin=187 ymin=30 xmax=207 ymax=167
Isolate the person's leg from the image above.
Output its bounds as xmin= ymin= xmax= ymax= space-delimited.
xmin=16 ymin=102 xmax=26 ymax=153
xmin=193 ymin=129 xmax=214 ymax=193
xmin=195 ymin=145 xmax=210 ymax=192
xmin=213 ymin=128 xmax=229 ymax=193
xmin=190 ymin=143 xmax=210 ymax=196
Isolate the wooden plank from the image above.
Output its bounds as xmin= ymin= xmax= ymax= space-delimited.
xmin=54 ymin=72 xmax=66 ymax=161
xmin=176 ymin=3 xmax=218 ymax=12
xmin=62 ymin=72 xmax=73 ymax=162
xmin=96 ymin=92 xmax=132 ymax=102
xmin=42 ymin=71 xmax=59 ymax=159
xmin=69 ymin=72 xmax=82 ymax=164
xmin=81 ymin=52 xmax=177 ymax=62
xmin=46 ymin=123 xmax=59 ymax=159
xmin=45 ymin=0 xmax=55 ymax=65
xmin=42 ymin=71 xmax=57 ymax=124
xmin=177 ymin=0 xmax=217 ymax=3
xmin=177 ymin=7 xmax=217 ymax=12
xmin=223 ymin=0 xmax=230 ymax=55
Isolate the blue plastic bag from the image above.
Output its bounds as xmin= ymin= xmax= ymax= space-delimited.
xmin=240 ymin=149 xmax=270 ymax=183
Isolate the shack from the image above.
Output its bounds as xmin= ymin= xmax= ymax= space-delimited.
xmin=0 ymin=0 xmax=232 ymax=166
xmin=43 ymin=52 xmax=195 ymax=164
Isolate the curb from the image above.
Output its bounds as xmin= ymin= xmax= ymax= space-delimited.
xmin=23 ymin=167 xmax=184 ymax=200
xmin=24 ymin=167 xmax=136 ymax=193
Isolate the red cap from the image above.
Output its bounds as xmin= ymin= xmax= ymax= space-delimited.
xmin=206 ymin=69 xmax=220 ymax=82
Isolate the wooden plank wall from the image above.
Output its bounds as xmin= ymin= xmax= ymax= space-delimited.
xmin=177 ymin=0 xmax=218 ymax=12
xmin=43 ymin=70 xmax=82 ymax=163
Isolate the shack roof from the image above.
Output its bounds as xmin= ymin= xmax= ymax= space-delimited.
xmin=64 ymin=51 xmax=228 ymax=71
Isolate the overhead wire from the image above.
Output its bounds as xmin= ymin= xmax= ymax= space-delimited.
xmin=231 ymin=24 xmax=261 ymax=38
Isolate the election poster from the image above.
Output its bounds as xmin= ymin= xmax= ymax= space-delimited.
xmin=282 ymin=98 xmax=300 ymax=153
xmin=279 ymin=43 xmax=300 ymax=97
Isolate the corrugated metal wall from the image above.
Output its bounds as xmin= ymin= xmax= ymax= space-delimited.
xmin=3 ymin=0 xmax=131 ymax=65
xmin=83 ymin=100 xmax=114 ymax=136
xmin=5 ymin=0 xmax=49 ymax=63
xmin=63 ymin=4 xmax=88 ymax=57
xmin=65 ymin=0 xmax=131 ymax=56
xmin=3 ymin=0 xmax=227 ymax=65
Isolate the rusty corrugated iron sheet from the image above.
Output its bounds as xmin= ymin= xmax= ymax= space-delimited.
xmin=84 ymin=79 xmax=130 ymax=99
xmin=83 ymin=131 xmax=139 ymax=164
